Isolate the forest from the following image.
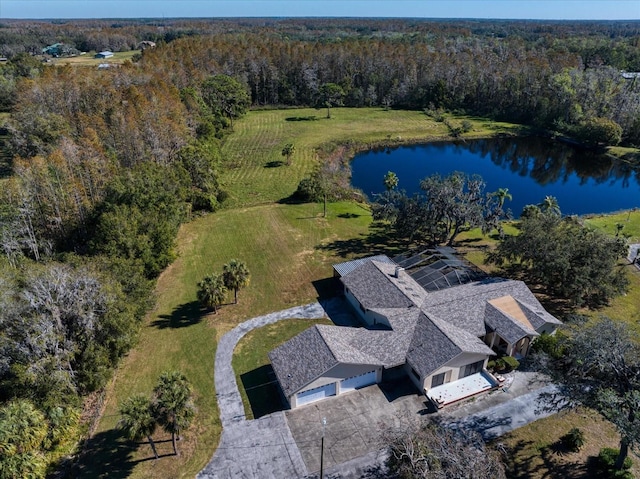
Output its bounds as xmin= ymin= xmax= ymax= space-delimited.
xmin=0 ymin=17 xmax=639 ymax=476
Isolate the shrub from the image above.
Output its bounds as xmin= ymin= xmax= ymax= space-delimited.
xmin=561 ymin=427 xmax=585 ymax=452
xmin=597 ymin=447 xmax=633 ymax=478
xmin=490 ymin=356 xmax=520 ymax=373
xmin=532 ymin=332 xmax=565 ymax=359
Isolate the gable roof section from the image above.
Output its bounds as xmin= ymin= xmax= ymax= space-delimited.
xmin=406 ymin=312 xmax=494 ymax=378
xmin=333 ymin=254 xmax=396 ymax=277
xmin=341 ymin=260 xmax=417 ymax=310
xmin=420 ymin=278 xmax=560 ymax=337
xmin=406 ymin=313 xmax=458 ymax=378
xmin=484 ymin=302 xmax=539 ymax=344
xmin=269 ymin=326 xmax=339 ymax=398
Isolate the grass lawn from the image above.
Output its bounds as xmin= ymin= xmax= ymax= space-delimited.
xmin=232 ymin=318 xmax=332 ymax=420
xmin=220 ymin=108 xmax=523 ymax=208
xmin=52 ymin=50 xmax=140 ymax=66
xmin=584 ymin=209 xmax=640 ymax=243
xmin=499 ymin=407 xmax=639 ymax=479
xmin=84 ymin=201 xmax=375 ymax=478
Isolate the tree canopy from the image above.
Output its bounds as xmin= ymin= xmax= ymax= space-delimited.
xmin=372 ymin=172 xmax=511 ymax=245
xmin=196 ymin=273 xmax=227 ymax=313
xmin=541 ymin=317 xmax=640 ymax=470
xmin=487 ymin=211 xmax=628 ymax=307
xmin=384 ymin=420 xmax=507 ymax=479
xmin=222 ymin=259 xmax=250 ymax=304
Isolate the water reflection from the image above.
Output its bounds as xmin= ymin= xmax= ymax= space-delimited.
xmin=350 ymin=137 xmax=640 ymax=216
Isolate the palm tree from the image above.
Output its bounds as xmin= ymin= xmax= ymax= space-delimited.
xmin=118 ymin=394 xmax=159 ymax=460
xmin=153 ymin=371 xmax=196 ymax=456
xmin=538 ymin=195 xmax=561 ymax=216
xmin=0 ymin=400 xmax=47 ymax=478
xmin=383 ymin=171 xmax=399 ymax=191
xmin=223 ymin=259 xmax=251 ymax=304
xmin=492 ymin=187 xmax=512 ymax=208
xmin=281 ymin=143 xmax=295 ymax=166
xmin=197 ymin=273 xmax=227 ymax=313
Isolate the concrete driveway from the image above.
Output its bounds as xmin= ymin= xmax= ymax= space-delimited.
xmin=286 ymin=380 xmax=426 ymax=474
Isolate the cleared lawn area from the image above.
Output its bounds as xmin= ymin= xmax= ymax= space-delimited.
xmin=52 ymin=50 xmax=140 ymax=66
xmin=584 ymin=208 xmax=640 ymax=243
xmin=499 ymin=408 xmax=639 ymax=479
xmin=220 ymin=108 xmax=522 ymax=208
xmin=83 ymin=201 xmax=374 ymax=478
xmin=233 ymin=318 xmax=333 ymax=420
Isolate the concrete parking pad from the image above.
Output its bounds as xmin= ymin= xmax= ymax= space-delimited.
xmin=286 ymin=381 xmax=427 ymax=474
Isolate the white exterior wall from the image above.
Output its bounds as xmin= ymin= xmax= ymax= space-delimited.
xmin=289 ymin=363 xmax=382 ymax=408
xmin=422 ymin=352 xmax=490 ymax=392
xmin=343 ymin=289 xmax=390 ymax=327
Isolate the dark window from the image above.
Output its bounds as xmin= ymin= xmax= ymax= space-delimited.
xmin=461 ymin=360 xmax=484 ymax=378
xmin=431 ymin=372 xmax=446 ymax=388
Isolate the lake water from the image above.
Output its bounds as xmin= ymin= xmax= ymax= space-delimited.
xmin=350 ymin=137 xmax=640 ymax=216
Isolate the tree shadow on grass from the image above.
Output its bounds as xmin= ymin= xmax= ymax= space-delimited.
xmin=151 ymin=300 xmax=204 ymax=329
xmin=316 ymin=222 xmax=409 ymax=259
xmin=264 ymin=160 xmax=284 ymax=168
xmin=72 ymin=428 xmax=175 ymax=478
xmin=240 ymin=365 xmax=285 ymax=418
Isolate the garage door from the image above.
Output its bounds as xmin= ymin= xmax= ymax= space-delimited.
xmin=296 ymin=382 xmax=336 ymax=406
xmin=340 ymin=370 xmax=377 ymax=393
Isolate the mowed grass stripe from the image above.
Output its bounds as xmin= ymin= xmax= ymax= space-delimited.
xmin=220 ymin=108 xmax=455 ymax=208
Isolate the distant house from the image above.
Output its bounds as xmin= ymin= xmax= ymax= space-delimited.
xmin=138 ymin=41 xmax=156 ymax=50
xmin=42 ymin=43 xmax=64 ymax=57
xmin=269 ymin=248 xmax=561 ymax=409
xmin=95 ymin=51 xmax=114 ymax=59
xmin=621 ymin=71 xmax=640 ymax=80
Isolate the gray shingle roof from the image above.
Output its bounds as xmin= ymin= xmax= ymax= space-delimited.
xmin=406 ymin=313 xmax=460 ymax=378
xmin=333 ymin=254 xmax=396 ymax=277
xmin=420 ymin=278 xmax=560 ymax=337
xmin=484 ymin=303 xmax=538 ymax=344
xmin=271 ymin=254 xmax=561 ymax=397
xmin=269 ymin=326 xmax=339 ymax=397
xmin=340 ymin=261 xmax=417 ymax=310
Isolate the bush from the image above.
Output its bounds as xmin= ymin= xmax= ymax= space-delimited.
xmin=490 ymin=356 xmax=520 ymax=373
xmin=561 ymin=427 xmax=585 ymax=452
xmin=597 ymin=447 xmax=633 ymax=478
xmin=532 ymin=332 xmax=565 ymax=359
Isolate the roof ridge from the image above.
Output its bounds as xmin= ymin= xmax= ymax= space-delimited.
xmin=371 ymin=260 xmax=423 ymax=306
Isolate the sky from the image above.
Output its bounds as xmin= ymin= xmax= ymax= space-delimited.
xmin=1 ymin=1 xmax=638 ymax=21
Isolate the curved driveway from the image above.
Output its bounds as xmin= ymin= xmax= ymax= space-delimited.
xmin=198 ymin=302 xmax=327 ymax=479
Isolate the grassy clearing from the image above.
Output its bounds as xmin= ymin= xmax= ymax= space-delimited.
xmin=584 ymin=209 xmax=640 ymax=243
xmin=499 ymin=407 xmax=639 ymax=479
xmin=233 ymin=318 xmax=332 ymax=420
xmin=52 ymin=50 xmax=140 ymax=66
xmin=86 ymin=201 xmax=374 ymax=478
xmin=220 ymin=108 xmax=521 ymax=208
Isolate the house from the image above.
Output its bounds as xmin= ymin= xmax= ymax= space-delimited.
xmin=95 ymin=51 xmax=114 ymax=59
xmin=269 ymin=249 xmax=561 ymax=409
xmin=42 ymin=43 xmax=64 ymax=57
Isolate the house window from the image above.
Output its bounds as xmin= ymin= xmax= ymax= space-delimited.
xmin=461 ymin=360 xmax=484 ymax=378
xmin=431 ymin=372 xmax=446 ymax=388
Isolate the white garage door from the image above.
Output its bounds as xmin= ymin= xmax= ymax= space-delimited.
xmin=296 ymin=382 xmax=336 ymax=406
xmin=340 ymin=370 xmax=377 ymax=393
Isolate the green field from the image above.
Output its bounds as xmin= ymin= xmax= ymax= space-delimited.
xmin=87 ymin=108 xmax=640 ymax=478
xmin=219 ymin=108 xmax=523 ymax=208
xmin=52 ymin=50 xmax=140 ymax=66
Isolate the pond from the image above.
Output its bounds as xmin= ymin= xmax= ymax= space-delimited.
xmin=350 ymin=137 xmax=640 ymax=217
